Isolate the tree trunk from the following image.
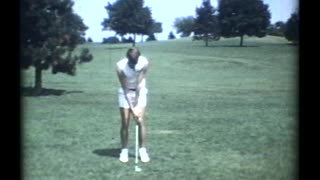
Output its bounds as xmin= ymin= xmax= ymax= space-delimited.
xmin=205 ymin=33 xmax=208 ymax=47
xmin=132 ymin=34 xmax=136 ymax=47
xmin=240 ymin=35 xmax=244 ymax=47
xmin=34 ymin=67 xmax=42 ymax=94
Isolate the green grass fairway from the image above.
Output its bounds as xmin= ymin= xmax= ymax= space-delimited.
xmin=22 ymin=36 xmax=298 ymax=180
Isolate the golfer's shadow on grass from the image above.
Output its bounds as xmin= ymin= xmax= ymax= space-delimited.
xmin=93 ymin=148 xmax=135 ymax=158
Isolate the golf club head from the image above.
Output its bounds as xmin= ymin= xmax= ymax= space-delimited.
xmin=135 ymin=165 xmax=142 ymax=172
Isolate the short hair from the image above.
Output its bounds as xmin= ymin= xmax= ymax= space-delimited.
xmin=126 ymin=47 xmax=141 ymax=58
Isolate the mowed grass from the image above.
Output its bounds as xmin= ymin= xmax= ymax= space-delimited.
xmin=21 ymin=36 xmax=298 ymax=180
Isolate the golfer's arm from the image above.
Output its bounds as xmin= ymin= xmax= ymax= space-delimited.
xmin=117 ymin=68 xmax=126 ymax=90
xmin=117 ymin=68 xmax=131 ymax=105
xmin=136 ymin=64 xmax=148 ymax=92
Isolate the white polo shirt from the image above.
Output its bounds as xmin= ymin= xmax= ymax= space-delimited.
xmin=116 ymin=56 xmax=149 ymax=89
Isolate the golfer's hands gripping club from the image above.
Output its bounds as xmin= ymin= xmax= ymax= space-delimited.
xmin=125 ymin=93 xmax=143 ymax=121
xmin=132 ymin=106 xmax=143 ymax=120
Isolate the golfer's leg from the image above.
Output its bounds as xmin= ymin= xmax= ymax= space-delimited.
xmin=119 ymin=108 xmax=131 ymax=163
xmin=137 ymin=108 xmax=150 ymax=162
xmin=120 ymin=108 xmax=131 ymax=148
xmin=137 ymin=108 xmax=147 ymax=147
xmin=136 ymin=89 xmax=148 ymax=147
xmin=135 ymin=88 xmax=150 ymax=162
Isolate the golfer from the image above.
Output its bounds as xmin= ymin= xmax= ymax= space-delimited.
xmin=116 ymin=47 xmax=150 ymax=163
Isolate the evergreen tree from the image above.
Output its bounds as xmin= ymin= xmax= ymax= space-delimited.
xmin=194 ymin=0 xmax=220 ymax=47
xmin=168 ymin=31 xmax=176 ymax=39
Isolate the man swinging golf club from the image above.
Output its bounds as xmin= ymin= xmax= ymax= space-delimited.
xmin=116 ymin=47 xmax=150 ymax=163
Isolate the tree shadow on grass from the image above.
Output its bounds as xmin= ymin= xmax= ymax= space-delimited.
xmin=286 ymin=43 xmax=299 ymax=46
xmin=105 ymin=46 xmax=129 ymax=50
xmin=192 ymin=44 xmax=261 ymax=48
xmin=210 ymin=44 xmax=260 ymax=48
xmin=93 ymin=148 xmax=134 ymax=158
xmin=21 ymin=86 xmax=83 ymax=97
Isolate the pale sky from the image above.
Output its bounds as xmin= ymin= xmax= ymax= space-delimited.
xmin=73 ymin=0 xmax=298 ymax=42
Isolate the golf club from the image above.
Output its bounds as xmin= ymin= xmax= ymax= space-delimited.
xmin=135 ymin=124 xmax=142 ymax=172
xmin=126 ymin=95 xmax=142 ymax=172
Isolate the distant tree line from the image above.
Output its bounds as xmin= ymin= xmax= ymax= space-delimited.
xmin=267 ymin=21 xmax=286 ymax=37
xmin=173 ymin=0 xmax=298 ymax=46
xmin=266 ymin=12 xmax=299 ymax=44
xmin=101 ymin=36 xmax=133 ymax=44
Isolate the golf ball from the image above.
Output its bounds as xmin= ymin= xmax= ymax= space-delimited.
xmin=135 ymin=166 xmax=142 ymax=172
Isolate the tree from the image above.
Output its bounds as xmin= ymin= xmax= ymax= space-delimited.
xmin=194 ymin=0 xmax=220 ymax=47
xmin=101 ymin=0 xmax=155 ymax=47
xmin=149 ymin=22 xmax=162 ymax=39
xmin=146 ymin=34 xmax=157 ymax=41
xmin=267 ymin=21 xmax=286 ymax=37
xmin=21 ymin=0 xmax=92 ymax=94
xmin=139 ymin=7 xmax=155 ymax=43
xmin=87 ymin=37 xmax=93 ymax=43
xmin=152 ymin=22 xmax=163 ymax=34
xmin=142 ymin=21 xmax=162 ymax=42
xmin=168 ymin=31 xmax=176 ymax=39
xmin=174 ymin=16 xmax=195 ymax=37
xmin=284 ymin=12 xmax=299 ymax=44
xmin=275 ymin=21 xmax=286 ymax=33
xmin=121 ymin=36 xmax=134 ymax=43
xmin=102 ymin=36 xmax=120 ymax=44
xmin=218 ymin=0 xmax=271 ymax=46
xmin=79 ymin=37 xmax=86 ymax=44
xmin=79 ymin=48 xmax=93 ymax=64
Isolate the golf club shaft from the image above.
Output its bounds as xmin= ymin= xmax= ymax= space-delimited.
xmin=135 ymin=124 xmax=139 ymax=164
xmin=126 ymin=93 xmax=140 ymax=165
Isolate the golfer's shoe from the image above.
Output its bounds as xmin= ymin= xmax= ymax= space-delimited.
xmin=119 ymin=149 xmax=129 ymax=163
xmin=139 ymin=148 xmax=150 ymax=163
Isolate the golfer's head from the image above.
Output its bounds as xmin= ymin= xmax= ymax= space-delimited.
xmin=126 ymin=47 xmax=141 ymax=70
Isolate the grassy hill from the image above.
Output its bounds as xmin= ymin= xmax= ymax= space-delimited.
xmin=22 ymin=36 xmax=298 ymax=180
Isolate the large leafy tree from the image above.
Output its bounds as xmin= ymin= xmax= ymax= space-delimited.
xmin=101 ymin=0 xmax=157 ymax=47
xmin=284 ymin=12 xmax=299 ymax=44
xmin=194 ymin=0 xmax=220 ymax=47
xmin=152 ymin=22 xmax=163 ymax=34
xmin=140 ymin=20 xmax=163 ymax=43
xmin=174 ymin=16 xmax=195 ymax=37
xmin=149 ymin=22 xmax=163 ymax=39
xmin=145 ymin=22 xmax=163 ymax=42
xmin=21 ymin=0 xmax=92 ymax=93
xmin=138 ymin=7 xmax=154 ymax=42
xmin=218 ymin=0 xmax=271 ymax=46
